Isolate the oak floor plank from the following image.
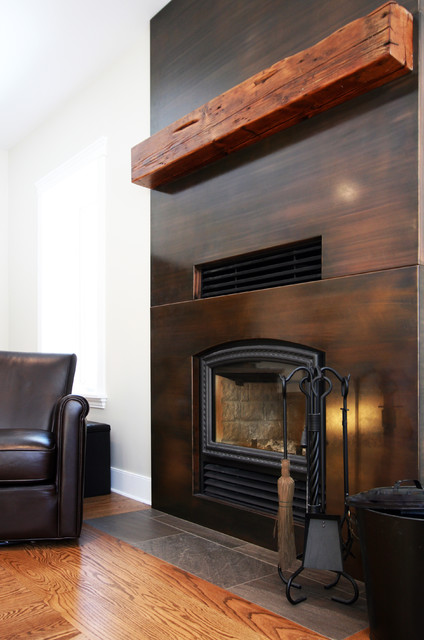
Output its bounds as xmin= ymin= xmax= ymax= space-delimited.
xmin=1 ymin=525 xmax=328 ymax=640
xmin=83 ymin=492 xmax=150 ymax=519
xmin=0 ymin=563 xmax=87 ymax=640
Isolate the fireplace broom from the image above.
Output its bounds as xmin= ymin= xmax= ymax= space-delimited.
xmin=277 ymin=375 xmax=296 ymax=571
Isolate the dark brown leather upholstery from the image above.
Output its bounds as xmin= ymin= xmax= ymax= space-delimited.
xmin=0 ymin=351 xmax=89 ymax=542
xmin=0 ymin=429 xmax=56 ymax=483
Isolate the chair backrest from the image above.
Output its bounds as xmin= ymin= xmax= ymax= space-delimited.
xmin=0 ymin=351 xmax=76 ymax=430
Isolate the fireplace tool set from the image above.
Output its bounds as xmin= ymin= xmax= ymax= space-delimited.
xmin=277 ymin=364 xmax=358 ymax=605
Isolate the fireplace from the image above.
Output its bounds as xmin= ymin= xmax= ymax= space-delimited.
xmin=147 ymin=0 xmax=421 ymax=577
xmin=197 ymin=340 xmax=323 ymax=520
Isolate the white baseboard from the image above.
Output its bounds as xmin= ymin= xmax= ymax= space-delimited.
xmin=110 ymin=467 xmax=152 ymax=505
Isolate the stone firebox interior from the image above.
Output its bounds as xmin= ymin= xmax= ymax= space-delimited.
xmin=144 ymin=0 xmax=422 ymax=579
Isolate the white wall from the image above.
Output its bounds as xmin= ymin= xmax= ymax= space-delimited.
xmin=8 ymin=34 xmax=152 ymax=502
xmin=0 ymin=150 xmax=8 ymax=345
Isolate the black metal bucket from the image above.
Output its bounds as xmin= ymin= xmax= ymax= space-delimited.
xmin=348 ymin=481 xmax=424 ymax=640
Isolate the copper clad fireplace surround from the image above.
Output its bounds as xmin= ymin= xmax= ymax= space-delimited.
xmin=139 ymin=0 xmax=422 ymax=579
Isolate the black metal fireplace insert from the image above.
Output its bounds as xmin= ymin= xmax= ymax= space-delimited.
xmin=196 ymin=339 xmax=324 ymax=521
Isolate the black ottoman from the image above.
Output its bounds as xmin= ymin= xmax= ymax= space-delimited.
xmin=84 ymin=421 xmax=111 ymax=497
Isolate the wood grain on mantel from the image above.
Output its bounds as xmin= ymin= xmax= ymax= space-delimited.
xmin=132 ymin=2 xmax=413 ymax=190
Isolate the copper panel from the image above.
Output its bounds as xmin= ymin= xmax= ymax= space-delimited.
xmin=151 ymin=0 xmax=418 ymax=308
xmin=151 ymin=268 xmax=418 ymax=557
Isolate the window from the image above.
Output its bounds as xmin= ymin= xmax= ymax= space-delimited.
xmin=36 ymin=138 xmax=107 ymax=408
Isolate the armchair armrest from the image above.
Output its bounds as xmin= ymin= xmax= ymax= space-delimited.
xmin=53 ymin=394 xmax=89 ymax=538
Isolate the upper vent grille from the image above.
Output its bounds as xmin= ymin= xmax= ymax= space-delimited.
xmin=197 ymin=238 xmax=321 ymax=299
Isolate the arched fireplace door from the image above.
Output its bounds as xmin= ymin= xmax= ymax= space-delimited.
xmin=195 ymin=339 xmax=324 ymax=520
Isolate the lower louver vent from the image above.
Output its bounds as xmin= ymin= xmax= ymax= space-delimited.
xmin=202 ymin=462 xmax=306 ymax=521
xmin=197 ymin=237 xmax=321 ymax=299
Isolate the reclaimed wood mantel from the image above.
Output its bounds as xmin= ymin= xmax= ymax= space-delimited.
xmin=131 ymin=2 xmax=413 ymax=190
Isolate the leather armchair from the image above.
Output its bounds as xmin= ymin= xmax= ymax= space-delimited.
xmin=0 ymin=351 xmax=89 ymax=542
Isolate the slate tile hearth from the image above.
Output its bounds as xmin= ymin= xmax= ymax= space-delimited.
xmin=86 ymin=507 xmax=369 ymax=640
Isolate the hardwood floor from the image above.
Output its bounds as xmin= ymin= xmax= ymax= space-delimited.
xmin=0 ymin=494 xmax=370 ymax=640
xmin=83 ymin=492 xmax=151 ymax=519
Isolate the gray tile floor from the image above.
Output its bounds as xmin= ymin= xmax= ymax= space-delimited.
xmin=86 ymin=508 xmax=369 ymax=640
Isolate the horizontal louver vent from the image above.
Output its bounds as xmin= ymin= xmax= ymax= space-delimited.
xmin=202 ymin=462 xmax=306 ymax=521
xmin=198 ymin=238 xmax=321 ymax=299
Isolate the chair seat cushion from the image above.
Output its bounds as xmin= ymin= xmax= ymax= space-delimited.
xmin=0 ymin=429 xmax=56 ymax=484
